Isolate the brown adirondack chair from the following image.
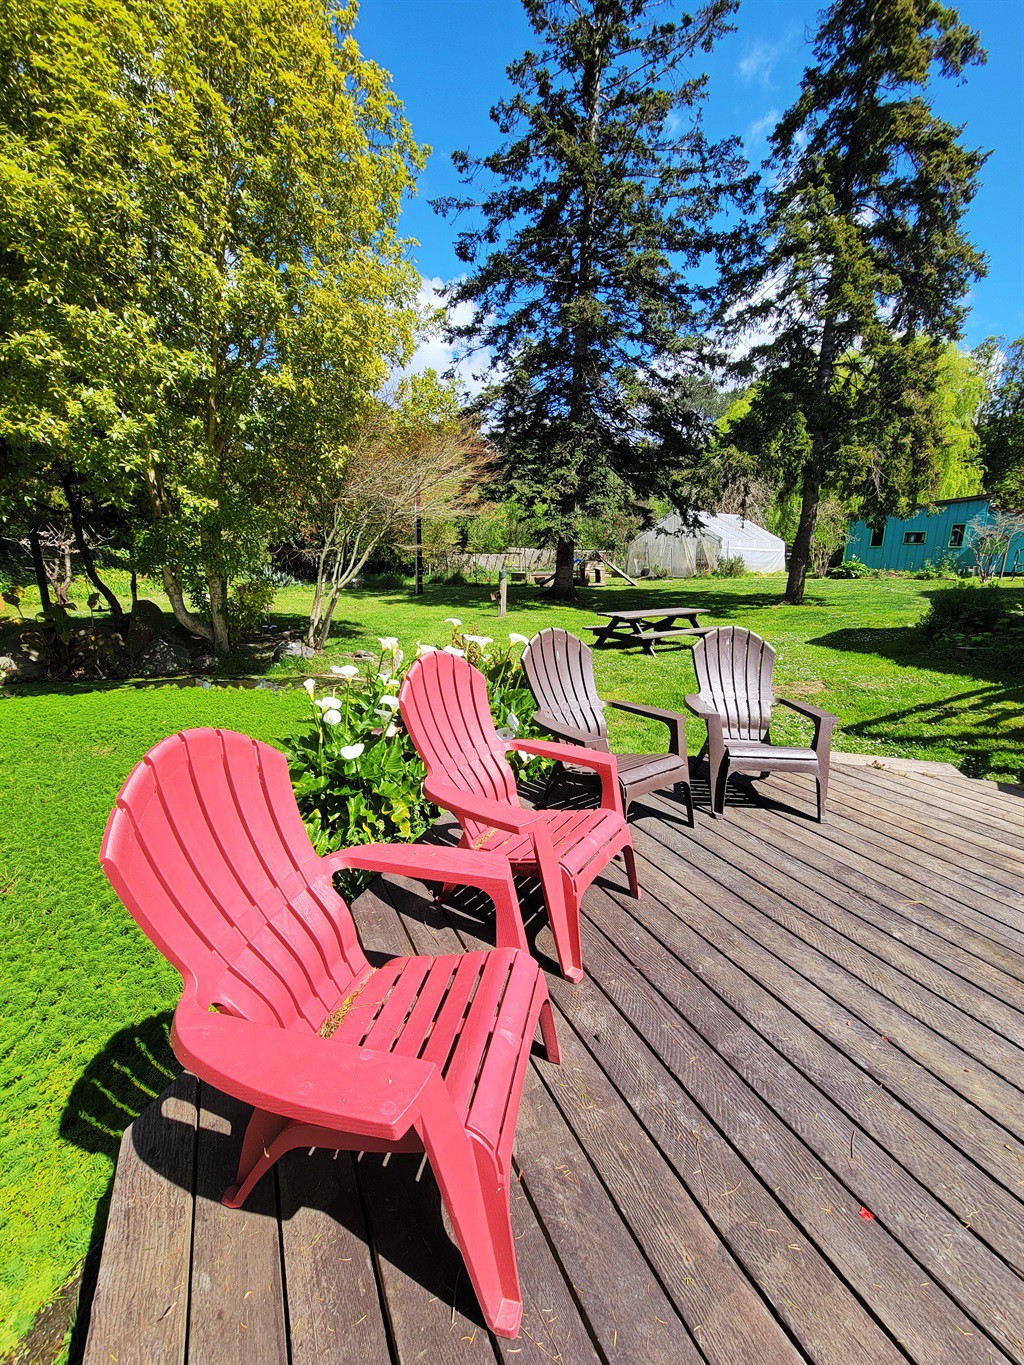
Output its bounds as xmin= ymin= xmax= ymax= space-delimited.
xmin=521 ymin=628 xmax=694 ymax=824
xmin=685 ymin=626 xmax=837 ymax=820
xmin=100 ymin=728 xmax=560 ymax=1339
xmin=399 ymin=650 xmax=639 ymax=984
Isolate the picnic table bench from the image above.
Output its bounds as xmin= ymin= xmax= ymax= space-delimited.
xmin=586 ymin=605 xmax=708 ymax=655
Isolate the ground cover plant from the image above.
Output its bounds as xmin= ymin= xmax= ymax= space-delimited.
xmin=1 ymin=571 xmax=1022 ymax=1359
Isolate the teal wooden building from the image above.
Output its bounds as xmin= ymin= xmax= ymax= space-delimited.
xmin=845 ymin=495 xmax=1024 ymax=573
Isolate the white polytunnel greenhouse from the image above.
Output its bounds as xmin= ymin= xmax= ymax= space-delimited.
xmin=626 ymin=511 xmax=785 ymax=578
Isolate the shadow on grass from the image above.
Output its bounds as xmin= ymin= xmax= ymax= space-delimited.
xmin=810 ymin=614 xmax=1024 ymax=781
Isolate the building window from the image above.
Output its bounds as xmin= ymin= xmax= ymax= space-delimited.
xmin=869 ymin=525 xmax=885 ymax=547
xmin=949 ymin=523 xmax=966 ymax=548
xmin=902 ymin=531 xmax=926 ymax=545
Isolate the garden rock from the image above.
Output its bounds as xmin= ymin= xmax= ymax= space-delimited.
xmin=273 ymin=639 xmax=316 ymax=661
xmin=191 ymin=652 xmax=216 ymax=673
xmin=135 ymin=634 xmax=194 ymax=677
xmin=125 ymin=599 xmax=165 ymax=656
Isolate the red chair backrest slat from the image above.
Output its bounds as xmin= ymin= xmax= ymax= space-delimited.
xmin=399 ymin=652 xmax=519 ymax=834
xmin=692 ymin=627 xmax=775 ymax=741
xmin=100 ymin=729 xmax=369 ymax=1031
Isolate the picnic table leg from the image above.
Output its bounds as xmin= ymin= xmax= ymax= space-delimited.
xmin=633 ymin=620 xmax=656 ymax=656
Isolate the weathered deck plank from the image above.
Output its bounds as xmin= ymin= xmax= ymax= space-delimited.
xmin=83 ymin=764 xmax=1024 ymax=1364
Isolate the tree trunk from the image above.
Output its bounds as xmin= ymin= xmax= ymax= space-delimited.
xmin=65 ymin=481 xmax=126 ymax=621
xmin=785 ymin=462 xmax=823 ymax=605
xmin=545 ymin=536 xmax=578 ymax=601
xmin=28 ymin=529 xmax=52 ymax=613
xmin=207 ymin=572 xmax=231 ymax=656
xmin=161 ymin=567 xmax=214 ymax=643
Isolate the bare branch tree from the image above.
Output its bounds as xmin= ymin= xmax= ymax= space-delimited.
xmin=302 ymin=408 xmax=494 ymax=651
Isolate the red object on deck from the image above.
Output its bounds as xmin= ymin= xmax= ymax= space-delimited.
xmin=99 ymin=727 xmax=560 ymax=1340
xmin=399 ymin=650 xmax=639 ymax=983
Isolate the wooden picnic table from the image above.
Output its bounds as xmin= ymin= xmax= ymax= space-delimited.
xmin=586 ymin=605 xmax=708 ymax=655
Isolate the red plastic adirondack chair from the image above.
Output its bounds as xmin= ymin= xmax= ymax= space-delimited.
xmin=399 ymin=651 xmax=639 ymax=984
xmin=100 ymin=728 xmax=560 ymax=1339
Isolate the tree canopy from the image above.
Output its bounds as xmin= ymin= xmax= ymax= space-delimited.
xmin=1 ymin=0 xmax=425 ymax=650
xmin=721 ymin=0 xmax=987 ymax=602
xmin=438 ymin=0 xmax=752 ymax=598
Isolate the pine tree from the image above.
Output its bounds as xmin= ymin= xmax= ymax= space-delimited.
xmin=438 ymin=0 xmax=751 ymax=599
xmin=723 ymin=0 xmax=987 ymax=604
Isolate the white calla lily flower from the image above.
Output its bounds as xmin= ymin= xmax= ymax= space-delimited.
xmin=333 ymin=664 xmax=360 ymax=681
xmin=506 ymin=710 xmax=521 ymax=733
xmin=444 ymin=617 xmax=461 ymax=627
xmin=338 ymin=742 xmax=365 ymax=760
xmin=496 ymin=727 xmax=515 ymax=741
xmin=323 ymin=708 xmax=342 ymax=725
xmin=416 ymin=642 xmax=437 ymax=656
xmin=384 ymin=723 xmax=398 ymax=739
xmin=508 ymin=633 xmax=530 ymax=646
xmin=443 ymin=645 xmax=465 ymax=657
xmin=377 ymin=636 xmax=399 ymax=651
xmin=378 ymin=694 xmax=400 ymax=711
xmin=464 ymin=634 xmax=493 ymax=647
xmin=302 ymin=678 xmax=316 ymax=692
xmin=315 ymin=695 xmax=342 ymax=710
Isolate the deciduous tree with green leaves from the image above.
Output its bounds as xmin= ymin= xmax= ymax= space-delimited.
xmin=975 ymin=336 xmax=1024 ymax=507
xmin=438 ymin=0 xmax=752 ymax=600
xmin=722 ymin=0 xmax=987 ymax=604
xmin=1 ymin=0 xmax=425 ymax=652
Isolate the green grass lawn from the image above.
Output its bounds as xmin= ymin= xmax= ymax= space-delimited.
xmin=0 ymin=572 xmax=1022 ymax=1358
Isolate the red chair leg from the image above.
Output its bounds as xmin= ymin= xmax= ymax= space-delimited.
xmin=538 ymin=997 xmax=561 ymax=1064
xmin=537 ymin=863 xmax=583 ymax=983
xmin=421 ymin=1123 xmax=523 ymax=1338
xmin=223 ymin=1108 xmax=292 ymax=1208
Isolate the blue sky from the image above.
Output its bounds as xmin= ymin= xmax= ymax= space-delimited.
xmin=355 ymin=0 xmax=1023 ymax=353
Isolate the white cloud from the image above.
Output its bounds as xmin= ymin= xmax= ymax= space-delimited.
xmin=745 ymin=108 xmax=779 ymax=149
xmin=396 ymin=276 xmax=494 ymax=400
xmin=738 ymin=34 xmax=795 ymax=87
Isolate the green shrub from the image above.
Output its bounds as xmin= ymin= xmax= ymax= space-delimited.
xmin=284 ymin=627 xmax=542 ymax=897
xmin=920 ymin=583 xmax=1014 ymax=643
xmin=830 ymin=557 xmax=877 ymax=579
xmin=227 ymin=578 xmax=276 ymax=636
xmin=715 ymin=554 xmax=746 ymax=578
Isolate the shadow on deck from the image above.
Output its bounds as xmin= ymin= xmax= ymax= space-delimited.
xmin=79 ymin=760 xmax=1024 ymax=1364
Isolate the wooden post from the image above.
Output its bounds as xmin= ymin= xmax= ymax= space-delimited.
xmin=498 ymin=567 xmax=507 ymax=617
xmin=414 ymin=493 xmax=423 ymax=596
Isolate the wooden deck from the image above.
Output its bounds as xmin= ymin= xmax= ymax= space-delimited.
xmin=82 ymin=759 xmax=1024 ymax=1364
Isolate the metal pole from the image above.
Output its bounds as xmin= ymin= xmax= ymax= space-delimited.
xmin=498 ymin=567 xmax=507 ymax=617
xmin=414 ymin=493 xmax=423 ymax=596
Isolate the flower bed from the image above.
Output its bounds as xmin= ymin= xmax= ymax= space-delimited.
xmin=284 ymin=622 xmax=541 ymax=896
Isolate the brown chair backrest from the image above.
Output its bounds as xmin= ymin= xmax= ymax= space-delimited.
xmin=521 ymin=628 xmax=610 ymax=751
xmin=691 ymin=626 xmax=775 ymax=740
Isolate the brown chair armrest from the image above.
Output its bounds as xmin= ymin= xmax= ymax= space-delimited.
xmin=533 ymin=711 xmax=603 ymax=747
xmin=775 ymin=696 xmax=838 ymax=725
xmin=607 ymin=700 xmax=688 ymax=758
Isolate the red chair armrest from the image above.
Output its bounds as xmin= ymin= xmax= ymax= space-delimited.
xmin=423 ymin=778 xmax=543 ymax=834
xmin=172 ymin=990 xmax=436 ymax=1142
xmin=509 ymin=739 xmax=622 ymax=814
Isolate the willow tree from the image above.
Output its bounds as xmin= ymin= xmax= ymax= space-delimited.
xmin=723 ymin=0 xmax=987 ymax=604
xmin=439 ymin=0 xmax=751 ymax=599
xmin=1 ymin=0 xmax=425 ymax=651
